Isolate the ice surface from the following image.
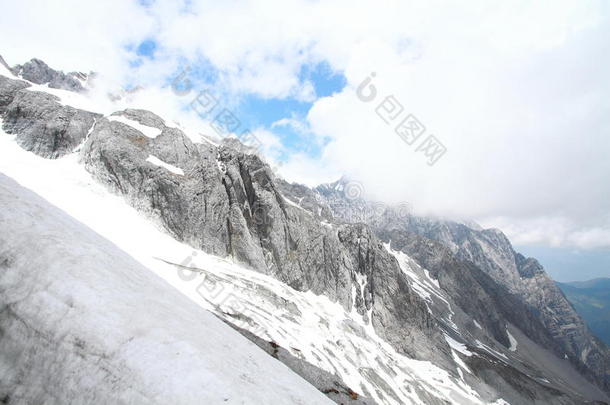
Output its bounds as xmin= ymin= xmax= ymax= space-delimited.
xmin=282 ymin=194 xmax=314 ymax=216
xmin=0 ymin=173 xmax=333 ymax=404
xmin=445 ymin=335 xmax=473 ymax=357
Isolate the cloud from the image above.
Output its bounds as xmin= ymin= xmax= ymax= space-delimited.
xmin=2 ymin=0 xmax=609 ymax=250
xmin=481 ymin=216 xmax=610 ymax=250
xmin=250 ymin=128 xmax=284 ymax=161
xmin=0 ymin=0 xmax=156 ymax=83
xmin=271 ymin=117 xmax=309 ymax=135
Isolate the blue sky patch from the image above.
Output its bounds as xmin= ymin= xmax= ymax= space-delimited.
xmin=300 ymin=61 xmax=346 ymax=98
xmin=125 ymin=42 xmax=345 ymax=160
xmin=136 ymin=39 xmax=157 ymax=58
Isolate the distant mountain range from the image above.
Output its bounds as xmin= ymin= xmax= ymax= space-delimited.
xmin=558 ymin=278 xmax=610 ymax=346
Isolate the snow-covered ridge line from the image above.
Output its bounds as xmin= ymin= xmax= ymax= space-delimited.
xmin=0 ymin=60 xmax=18 ymax=79
xmin=1 ymin=64 xmax=106 ymax=113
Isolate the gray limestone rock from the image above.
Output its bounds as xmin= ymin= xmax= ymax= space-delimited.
xmin=79 ymin=109 xmax=450 ymax=367
xmin=293 ymin=177 xmax=610 ymax=401
xmin=389 ymin=216 xmax=610 ymax=394
xmin=10 ymin=58 xmax=86 ymax=92
xmin=0 ymin=76 xmax=30 ymax=114
xmin=2 ymin=89 xmax=100 ymax=158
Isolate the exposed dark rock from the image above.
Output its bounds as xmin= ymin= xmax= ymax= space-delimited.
xmin=466 ymin=348 xmax=601 ymax=405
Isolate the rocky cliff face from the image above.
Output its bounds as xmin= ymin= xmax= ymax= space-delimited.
xmin=1 ymin=58 xmax=608 ymax=405
xmin=79 ymin=107 xmax=447 ymax=366
xmin=308 ymin=178 xmax=610 ymax=395
xmin=0 ymin=75 xmax=30 ymax=114
xmin=3 ymin=89 xmax=99 ymax=158
xmin=390 ymin=214 xmax=609 ymax=393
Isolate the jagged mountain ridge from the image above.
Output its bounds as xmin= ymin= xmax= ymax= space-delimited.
xmin=0 ymin=56 xmax=608 ymax=404
xmin=307 ymin=177 xmax=610 ymax=393
xmin=0 ymin=55 xmax=89 ymax=92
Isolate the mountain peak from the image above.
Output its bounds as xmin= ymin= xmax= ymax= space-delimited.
xmin=8 ymin=56 xmax=88 ymax=92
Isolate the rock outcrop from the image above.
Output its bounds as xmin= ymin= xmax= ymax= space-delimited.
xmin=10 ymin=58 xmax=87 ymax=92
xmin=79 ymin=108 xmax=448 ymax=366
xmin=2 ymin=87 xmax=99 ymax=158
xmin=0 ymin=75 xmax=30 ymax=113
xmin=310 ymin=178 xmax=610 ymax=396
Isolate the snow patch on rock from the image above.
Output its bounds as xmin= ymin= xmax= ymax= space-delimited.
xmin=146 ymin=155 xmax=184 ymax=175
xmin=107 ymin=114 xmax=162 ymax=138
xmin=507 ymin=329 xmax=518 ymax=352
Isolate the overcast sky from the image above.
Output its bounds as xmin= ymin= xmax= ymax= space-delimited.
xmin=1 ymin=0 xmax=609 ymax=278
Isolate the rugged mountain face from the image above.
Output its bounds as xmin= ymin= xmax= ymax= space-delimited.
xmin=309 ymin=178 xmax=610 ymax=395
xmin=79 ymin=108 xmax=447 ymax=366
xmin=1 ymin=57 xmax=609 ymax=404
xmin=0 ymin=76 xmax=30 ymax=114
xmin=3 ymin=88 xmax=99 ymax=158
xmin=8 ymin=57 xmax=88 ymax=92
xmin=380 ymin=213 xmax=609 ymax=393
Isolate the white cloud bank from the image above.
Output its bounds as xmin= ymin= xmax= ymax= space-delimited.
xmin=1 ymin=0 xmax=609 ymax=250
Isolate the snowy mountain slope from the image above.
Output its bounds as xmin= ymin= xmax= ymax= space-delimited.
xmin=0 ymin=173 xmax=334 ymax=405
xmin=379 ymin=217 xmax=610 ymax=395
xmin=309 ymin=177 xmax=610 ymax=400
xmin=1 ymin=58 xmax=608 ymax=404
xmin=380 ymin=231 xmax=610 ymax=403
xmin=0 ymin=124 xmax=490 ymax=405
xmin=160 ymin=249 xmax=486 ymax=405
xmin=0 ymin=104 xmax=595 ymax=405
